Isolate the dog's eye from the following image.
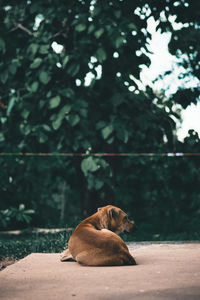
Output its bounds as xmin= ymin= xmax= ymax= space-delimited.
xmin=123 ymin=216 xmax=128 ymax=222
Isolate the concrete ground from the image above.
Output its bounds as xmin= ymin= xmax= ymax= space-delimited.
xmin=0 ymin=243 xmax=200 ymax=300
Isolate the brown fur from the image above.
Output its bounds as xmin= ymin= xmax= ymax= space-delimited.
xmin=60 ymin=205 xmax=136 ymax=266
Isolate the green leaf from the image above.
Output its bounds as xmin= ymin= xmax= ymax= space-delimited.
xmin=30 ymin=57 xmax=42 ymax=69
xmin=101 ymin=125 xmax=113 ymax=140
xmin=23 ymin=215 xmax=31 ymax=223
xmin=39 ymin=71 xmax=51 ymax=84
xmin=39 ymin=100 xmax=45 ymax=109
xmin=50 ymin=114 xmax=57 ymax=122
xmin=47 ymin=91 xmax=52 ymax=98
xmin=21 ymin=109 xmax=30 ymax=119
xmin=39 ymin=45 xmax=49 ymax=54
xmin=0 ymin=70 xmax=8 ymax=84
xmin=19 ymin=204 xmax=25 ymax=211
xmin=63 ymin=56 xmax=70 ymax=67
xmin=49 ymin=96 xmax=61 ymax=109
xmin=79 ymin=108 xmax=87 ymax=118
xmin=0 ymin=117 xmax=7 ymax=124
xmin=7 ymin=97 xmax=16 ymax=116
xmin=8 ymin=64 xmax=17 ymax=75
xmin=123 ymin=131 xmax=129 ymax=143
xmin=42 ymin=124 xmax=51 ymax=132
xmin=30 ymin=81 xmax=39 ymax=92
xmin=96 ymin=120 xmax=107 ymax=130
xmin=115 ymin=36 xmax=124 ymax=48
xmin=88 ymin=24 xmax=95 ymax=34
xmin=52 ymin=118 xmax=62 ymax=130
xmin=94 ymin=28 xmax=104 ymax=39
xmin=95 ymin=179 xmax=104 ymax=190
xmin=59 ymin=104 xmax=71 ymax=116
xmin=60 ymin=88 xmax=74 ymax=98
xmin=99 ymin=158 xmax=108 ymax=169
xmin=28 ymin=43 xmax=39 ymax=56
xmin=16 ymin=214 xmax=23 ymax=222
xmin=81 ymin=157 xmax=99 ymax=175
xmin=96 ymin=48 xmax=107 ymax=63
xmin=0 ymin=133 xmax=5 ymax=142
xmin=128 ymin=23 xmax=137 ymax=31
xmin=23 ymin=125 xmax=31 ymax=135
xmin=0 ymin=38 xmax=6 ymax=52
xmin=117 ymin=128 xmax=129 ymax=143
xmin=38 ymin=132 xmax=48 ymax=143
xmin=68 ymin=114 xmax=80 ymax=127
xmin=2 ymin=209 xmax=11 ymax=216
xmin=87 ymin=174 xmax=95 ymax=190
xmin=107 ymin=136 xmax=114 ymax=144
xmin=67 ymin=64 xmax=80 ymax=77
xmin=24 ymin=209 xmax=35 ymax=215
xmin=75 ymin=23 xmax=86 ymax=32
xmin=114 ymin=10 xmax=121 ymax=19
xmin=52 ymin=106 xmax=71 ymax=130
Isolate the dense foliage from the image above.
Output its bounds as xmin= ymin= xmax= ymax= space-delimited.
xmin=0 ymin=0 xmax=200 ymax=235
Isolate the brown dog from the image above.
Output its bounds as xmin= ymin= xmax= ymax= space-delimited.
xmin=60 ymin=205 xmax=136 ymax=266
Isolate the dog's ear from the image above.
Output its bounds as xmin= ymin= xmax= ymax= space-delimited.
xmin=108 ymin=207 xmax=118 ymax=219
xmin=98 ymin=207 xmax=103 ymax=212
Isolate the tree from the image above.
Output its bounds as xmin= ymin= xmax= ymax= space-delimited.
xmin=0 ymin=0 xmax=199 ymax=231
xmin=147 ymin=0 xmax=200 ymax=109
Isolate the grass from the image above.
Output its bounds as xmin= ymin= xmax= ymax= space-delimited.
xmin=0 ymin=230 xmax=71 ymax=262
xmin=0 ymin=227 xmax=199 ymax=268
xmin=0 ymin=258 xmax=16 ymax=271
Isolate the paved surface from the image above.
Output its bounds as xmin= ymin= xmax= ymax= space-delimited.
xmin=0 ymin=243 xmax=200 ymax=300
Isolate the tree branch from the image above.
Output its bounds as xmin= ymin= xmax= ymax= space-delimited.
xmin=10 ymin=24 xmax=33 ymax=36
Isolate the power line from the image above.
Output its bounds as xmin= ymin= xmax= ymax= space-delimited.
xmin=0 ymin=152 xmax=200 ymax=157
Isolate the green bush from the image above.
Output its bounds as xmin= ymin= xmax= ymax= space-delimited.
xmin=0 ymin=204 xmax=35 ymax=229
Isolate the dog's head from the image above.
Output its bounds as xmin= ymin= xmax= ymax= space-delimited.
xmin=98 ymin=205 xmax=136 ymax=234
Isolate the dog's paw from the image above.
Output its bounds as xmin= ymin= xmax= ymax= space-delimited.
xmin=60 ymin=256 xmax=76 ymax=262
xmin=60 ymin=248 xmax=75 ymax=262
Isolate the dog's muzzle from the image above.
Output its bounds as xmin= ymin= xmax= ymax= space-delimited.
xmin=125 ymin=221 xmax=137 ymax=233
